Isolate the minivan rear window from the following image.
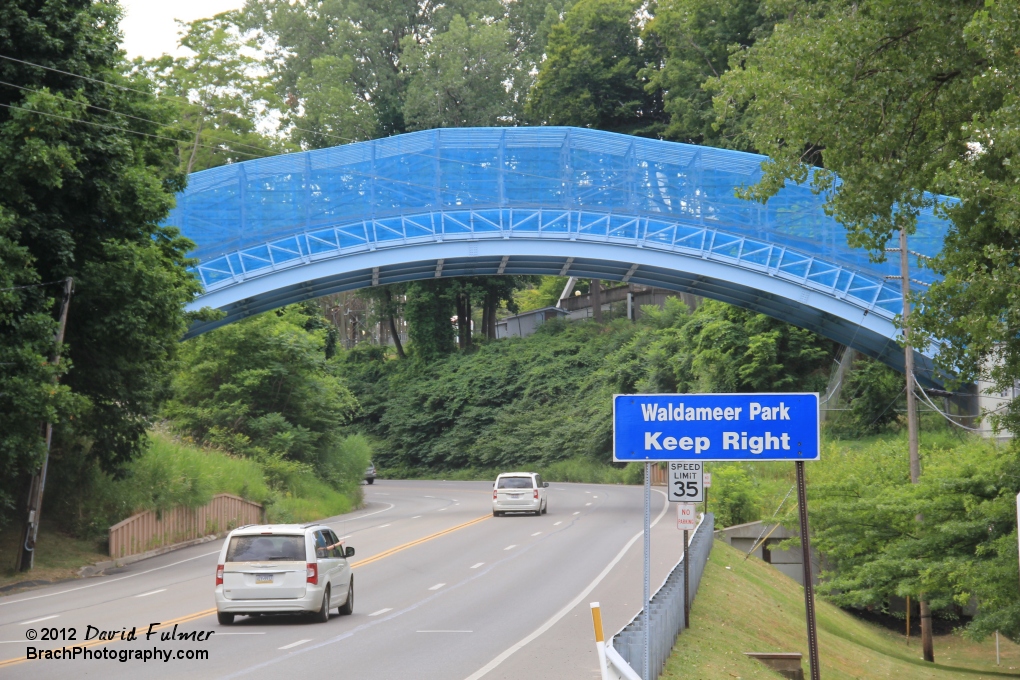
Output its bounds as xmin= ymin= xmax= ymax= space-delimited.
xmin=226 ymin=535 xmax=305 ymax=562
xmin=497 ymin=476 xmax=534 ymax=489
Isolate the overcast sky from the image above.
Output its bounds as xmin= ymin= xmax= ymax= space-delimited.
xmin=119 ymin=0 xmax=245 ymax=60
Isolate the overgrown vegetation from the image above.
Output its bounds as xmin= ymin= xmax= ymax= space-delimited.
xmin=35 ymin=304 xmax=374 ymax=547
xmin=342 ymin=297 xmax=835 ymax=473
xmin=44 ymin=430 xmax=362 ymax=548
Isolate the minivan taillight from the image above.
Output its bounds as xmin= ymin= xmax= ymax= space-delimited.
xmin=493 ymin=489 xmax=498 ymax=500
xmin=215 ymin=564 xmax=224 ymax=586
xmin=306 ymin=563 xmax=318 ymax=585
xmin=534 ymin=489 xmax=539 ymax=499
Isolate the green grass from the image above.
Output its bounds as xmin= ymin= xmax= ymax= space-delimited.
xmin=0 ymin=519 xmax=108 ymax=591
xmin=0 ymin=433 xmax=365 ymax=586
xmin=267 ymin=470 xmax=357 ymax=523
xmin=138 ymin=434 xmax=273 ymax=511
xmin=663 ymin=540 xmax=1020 ymax=679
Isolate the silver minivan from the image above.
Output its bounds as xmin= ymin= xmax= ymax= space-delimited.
xmin=214 ymin=524 xmax=355 ymax=624
xmin=492 ymin=472 xmax=549 ymax=516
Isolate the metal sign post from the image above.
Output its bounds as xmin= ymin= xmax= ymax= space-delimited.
xmin=643 ymin=462 xmax=651 ymax=680
xmin=703 ymin=472 xmax=711 ymax=514
xmin=796 ymin=461 xmax=820 ymax=680
xmin=683 ymin=528 xmax=690 ymax=629
xmin=676 ymin=502 xmax=697 ymax=630
xmin=613 ymin=392 xmax=821 ymax=680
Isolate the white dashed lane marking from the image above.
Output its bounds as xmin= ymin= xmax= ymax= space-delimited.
xmin=504 ymin=545 xmax=517 ymax=551
xmin=429 ymin=583 xmax=446 ymax=591
xmin=369 ymin=608 xmax=392 ymax=617
xmin=20 ymin=615 xmax=58 ymax=625
xmin=279 ymin=639 xmax=311 ymax=650
xmin=134 ymin=589 xmax=166 ymax=598
xmin=531 ymin=532 xmax=542 ymax=537
xmin=470 ymin=562 xmax=484 ymax=569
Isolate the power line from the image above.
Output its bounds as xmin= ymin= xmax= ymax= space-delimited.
xmin=0 ymin=101 xmax=269 ymax=162
xmin=0 ymin=50 xmax=595 ymax=188
xmin=0 ymin=78 xmax=285 ymax=159
xmin=911 ymin=374 xmax=986 ymax=432
xmin=0 ymin=279 xmax=67 ymax=292
xmin=0 ymin=51 xmax=368 ymax=147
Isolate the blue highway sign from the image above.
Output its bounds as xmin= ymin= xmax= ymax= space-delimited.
xmin=613 ymin=393 xmax=820 ymax=462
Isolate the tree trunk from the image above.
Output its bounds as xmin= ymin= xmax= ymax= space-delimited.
xmin=591 ymin=279 xmax=603 ymax=322
xmin=456 ymin=293 xmax=468 ymax=349
xmin=185 ymin=115 xmax=205 ymax=175
xmin=481 ymin=294 xmax=490 ymax=341
xmin=465 ymin=293 xmax=472 ymax=348
xmin=384 ymin=289 xmax=405 ymax=358
xmin=388 ymin=314 xmax=405 ymax=358
xmin=487 ymin=295 xmax=497 ymax=338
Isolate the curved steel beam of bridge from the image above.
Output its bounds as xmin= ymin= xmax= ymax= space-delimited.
xmin=167 ymin=127 xmax=950 ymax=386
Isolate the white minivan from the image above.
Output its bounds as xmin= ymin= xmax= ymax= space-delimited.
xmin=492 ymin=472 xmax=549 ymax=516
xmin=214 ymin=524 xmax=354 ymax=624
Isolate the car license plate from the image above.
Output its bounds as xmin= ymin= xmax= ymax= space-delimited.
xmin=255 ymin=574 xmax=274 ymax=585
xmin=510 ymin=494 xmax=521 ymax=499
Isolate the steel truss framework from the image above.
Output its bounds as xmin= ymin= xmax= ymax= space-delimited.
xmin=168 ymin=127 xmax=950 ymax=384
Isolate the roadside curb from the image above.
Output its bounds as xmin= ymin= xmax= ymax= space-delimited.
xmin=77 ymin=533 xmax=225 ymax=578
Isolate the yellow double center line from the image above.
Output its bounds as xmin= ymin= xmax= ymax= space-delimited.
xmin=1 ymin=513 xmax=491 ymax=668
xmin=351 ymin=514 xmax=490 ymax=569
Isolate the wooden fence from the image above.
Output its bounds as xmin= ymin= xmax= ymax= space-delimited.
xmin=108 ymin=494 xmax=263 ymax=559
xmin=650 ymin=463 xmax=667 ymax=486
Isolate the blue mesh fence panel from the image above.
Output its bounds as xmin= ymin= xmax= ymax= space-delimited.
xmin=167 ymin=127 xmax=951 ymax=315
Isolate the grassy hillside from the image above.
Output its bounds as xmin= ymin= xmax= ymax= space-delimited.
xmin=663 ymin=540 xmax=1020 ymax=679
xmin=0 ymin=432 xmax=368 ymax=591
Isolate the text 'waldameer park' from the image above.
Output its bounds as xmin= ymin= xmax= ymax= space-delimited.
xmin=612 ymin=393 xmax=820 ymax=462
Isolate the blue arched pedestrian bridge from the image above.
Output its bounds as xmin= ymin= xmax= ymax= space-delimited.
xmin=168 ymin=127 xmax=949 ymax=385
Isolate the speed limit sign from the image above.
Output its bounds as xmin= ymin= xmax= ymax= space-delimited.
xmin=667 ymin=462 xmax=703 ymax=503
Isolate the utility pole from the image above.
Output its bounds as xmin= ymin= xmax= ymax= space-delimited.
xmin=591 ymin=279 xmax=603 ymax=322
xmin=897 ymin=229 xmax=934 ymax=662
xmin=18 ymin=277 xmax=73 ymax=572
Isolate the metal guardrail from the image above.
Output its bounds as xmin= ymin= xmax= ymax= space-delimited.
xmin=610 ymin=512 xmax=715 ymax=680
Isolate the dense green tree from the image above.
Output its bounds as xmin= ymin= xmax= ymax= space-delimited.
xmin=715 ymin=0 xmax=1020 ymax=640
xmin=292 ymin=54 xmax=378 ymax=148
xmin=717 ymin=1 xmax=983 ymax=252
xmin=402 ymin=280 xmax=458 ymax=361
xmin=508 ymin=0 xmax=576 ymax=63
xmin=828 ymin=358 xmax=905 ymax=437
xmin=242 ymin=0 xmax=504 ymax=136
xmin=604 ymin=299 xmax=833 ymax=395
xmin=0 ymin=0 xmax=201 ymax=527
xmin=526 ymin=0 xmax=658 ymax=133
xmin=914 ymin=4 xmax=1020 ymax=442
xmin=401 ymin=15 xmax=519 ymax=130
xmin=642 ymin=0 xmax=769 ymax=146
xmin=808 ymin=432 xmax=1019 ymax=640
xmin=165 ymin=305 xmax=360 ymax=470
xmin=135 ymin=11 xmax=289 ymax=172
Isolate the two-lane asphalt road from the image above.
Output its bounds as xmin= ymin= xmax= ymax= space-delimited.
xmin=0 ymin=480 xmax=687 ymax=679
